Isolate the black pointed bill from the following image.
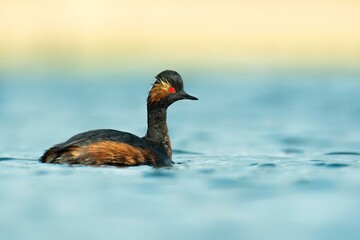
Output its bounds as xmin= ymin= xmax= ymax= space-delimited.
xmin=182 ymin=92 xmax=198 ymax=100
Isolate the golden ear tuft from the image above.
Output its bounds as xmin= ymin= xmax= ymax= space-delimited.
xmin=148 ymin=79 xmax=172 ymax=104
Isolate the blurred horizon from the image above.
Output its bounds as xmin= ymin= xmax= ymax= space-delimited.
xmin=1 ymin=0 xmax=360 ymax=78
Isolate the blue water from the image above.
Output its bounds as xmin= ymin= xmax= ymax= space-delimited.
xmin=1 ymin=73 xmax=360 ymax=240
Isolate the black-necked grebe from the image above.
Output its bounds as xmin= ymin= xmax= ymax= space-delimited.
xmin=40 ymin=70 xmax=198 ymax=167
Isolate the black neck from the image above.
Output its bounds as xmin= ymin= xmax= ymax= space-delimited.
xmin=144 ymin=106 xmax=172 ymax=159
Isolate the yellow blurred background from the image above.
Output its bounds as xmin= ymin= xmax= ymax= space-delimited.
xmin=0 ymin=0 xmax=359 ymax=75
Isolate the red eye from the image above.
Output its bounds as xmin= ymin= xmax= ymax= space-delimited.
xmin=169 ymin=87 xmax=176 ymax=93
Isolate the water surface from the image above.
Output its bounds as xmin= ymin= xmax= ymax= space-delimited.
xmin=0 ymin=74 xmax=360 ymax=240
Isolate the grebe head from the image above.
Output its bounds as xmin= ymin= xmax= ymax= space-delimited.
xmin=148 ymin=70 xmax=198 ymax=108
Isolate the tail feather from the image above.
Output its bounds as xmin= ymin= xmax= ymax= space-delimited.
xmin=40 ymin=145 xmax=80 ymax=164
xmin=39 ymin=146 xmax=62 ymax=163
